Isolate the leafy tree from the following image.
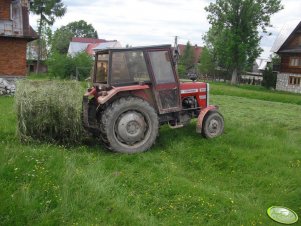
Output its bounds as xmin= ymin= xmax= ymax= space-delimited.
xmin=30 ymin=0 xmax=66 ymax=73
xmin=65 ymin=20 xmax=98 ymax=38
xmin=51 ymin=27 xmax=73 ymax=54
xmin=205 ymin=0 xmax=283 ymax=84
xmin=51 ymin=20 xmax=98 ymax=54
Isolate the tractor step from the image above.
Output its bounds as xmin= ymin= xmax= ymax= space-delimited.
xmin=168 ymin=122 xmax=184 ymax=129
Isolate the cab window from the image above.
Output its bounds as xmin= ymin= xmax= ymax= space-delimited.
xmin=111 ymin=51 xmax=150 ymax=84
xmin=95 ymin=53 xmax=109 ymax=83
xmin=148 ymin=51 xmax=175 ymax=84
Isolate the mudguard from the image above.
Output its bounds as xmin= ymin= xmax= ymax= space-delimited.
xmin=196 ymin=105 xmax=219 ymax=133
xmin=82 ymin=96 xmax=99 ymax=132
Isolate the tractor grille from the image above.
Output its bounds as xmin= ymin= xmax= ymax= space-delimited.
xmin=159 ymin=89 xmax=179 ymax=109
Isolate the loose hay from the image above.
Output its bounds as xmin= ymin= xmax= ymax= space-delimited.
xmin=15 ymin=80 xmax=85 ymax=144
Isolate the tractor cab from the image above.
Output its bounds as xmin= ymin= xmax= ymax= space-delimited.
xmin=92 ymin=45 xmax=181 ymax=113
xmin=93 ymin=45 xmax=176 ymax=85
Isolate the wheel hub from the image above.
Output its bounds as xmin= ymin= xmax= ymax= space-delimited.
xmin=116 ymin=111 xmax=147 ymax=144
xmin=208 ymin=119 xmax=220 ymax=135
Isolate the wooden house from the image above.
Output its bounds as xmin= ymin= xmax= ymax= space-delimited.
xmin=271 ymin=20 xmax=301 ymax=93
xmin=0 ymin=0 xmax=37 ymax=79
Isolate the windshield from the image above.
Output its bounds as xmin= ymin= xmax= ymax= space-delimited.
xmin=95 ymin=53 xmax=109 ymax=83
xmin=111 ymin=50 xmax=150 ymax=85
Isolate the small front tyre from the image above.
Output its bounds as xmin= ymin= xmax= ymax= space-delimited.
xmin=202 ymin=111 xmax=224 ymax=138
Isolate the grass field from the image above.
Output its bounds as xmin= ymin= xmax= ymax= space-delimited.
xmin=0 ymin=83 xmax=301 ymax=225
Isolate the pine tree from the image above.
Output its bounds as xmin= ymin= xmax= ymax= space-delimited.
xmin=30 ymin=0 xmax=66 ymax=73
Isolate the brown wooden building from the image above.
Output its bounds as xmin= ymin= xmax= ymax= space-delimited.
xmin=272 ymin=21 xmax=301 ymax=93
xmin=0 ymin=0 xmax=37 ymax=79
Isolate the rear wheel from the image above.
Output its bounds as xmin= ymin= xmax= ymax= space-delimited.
xmin=100 ymin=97 xmax=159 ymax=153
xmin=202 ymin=111 xmax=224 ymax=138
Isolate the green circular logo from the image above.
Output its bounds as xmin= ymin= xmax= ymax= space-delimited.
xmin=267 ymin=206 xmax=298 ymax=224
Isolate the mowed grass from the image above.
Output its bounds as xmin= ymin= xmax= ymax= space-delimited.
xmin=1 ymin=84 xmax=301 ymax=225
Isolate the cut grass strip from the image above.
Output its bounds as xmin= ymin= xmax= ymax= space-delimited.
xmin=210 ymin=82 xmax=301 ymax=105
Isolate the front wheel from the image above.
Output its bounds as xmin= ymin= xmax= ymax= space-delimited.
xmin=202 ymin=111 xmax=224 ymax=138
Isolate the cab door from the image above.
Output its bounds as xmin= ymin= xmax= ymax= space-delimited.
xmin=147 ymin=49 xmax=181 ymax=114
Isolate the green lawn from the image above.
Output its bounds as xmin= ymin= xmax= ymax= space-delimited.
xmin=0 ymin=84 xmax=301 ymax=225
xmin=210 ymin=82 xmax=301 ymax=105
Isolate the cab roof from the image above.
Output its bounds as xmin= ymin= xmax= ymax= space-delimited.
xmin=94 ymin=44 xmax=172 ymax=54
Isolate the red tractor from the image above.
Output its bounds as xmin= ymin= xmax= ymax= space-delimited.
xmin=83 ymin=45 xmax=224 ymax=153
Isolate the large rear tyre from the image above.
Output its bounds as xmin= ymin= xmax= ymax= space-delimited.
xmin=202 ymin=111 xmax=224 ymax=138
xmin=100 ymin=97 xmax=159 ymax=153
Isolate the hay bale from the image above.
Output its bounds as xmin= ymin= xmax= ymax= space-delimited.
xmin=15 ymin=80 xmax=85 ymax=144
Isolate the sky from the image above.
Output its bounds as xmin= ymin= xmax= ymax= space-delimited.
xmin=29 ymin=0 xmax=301 ymax=59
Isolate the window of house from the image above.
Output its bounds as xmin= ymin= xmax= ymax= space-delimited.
xmin=288 ymin=76 xmax=301 ymax=86
xmin=289 ymin=57 xmax=301 ymax=67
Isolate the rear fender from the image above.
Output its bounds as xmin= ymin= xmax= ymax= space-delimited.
xmin=82 ymin=96 xmax=99 ymax=132
xmin=97 ymin=85 xmax=150 ymax=105
xmin=196 ymin=105 xmax=219 ymax=133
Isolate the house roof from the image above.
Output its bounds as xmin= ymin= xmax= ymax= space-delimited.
xmin=87 ymin=41 xmax=122 ymax=55
xmin=68 ymin=42 xmax=91 ymax=56
xmin=271 ymin=20 xmax=301 ymax=53
xmin=68 ymin=37 xmax=120 ymax=56
xmin=71 ymin=37 xmax=106 ymax=43
xmin=255 ymin=58 xmax=270 ymax=71
xmin=177 ymin=44 xmax=203 ymax=63
xmin=71 ymin=37 xmax=107 ymax=43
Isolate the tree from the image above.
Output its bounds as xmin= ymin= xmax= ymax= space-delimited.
xmin=177 ymin=41 xmax=195 ymax=78
xmin=51 ymin=27 xmax=73 ymax=54
xmin=205 ymin=0 xmax=283 ymax=84
xmin=51 ymin=20 xmax=99 ymax=54
xmin=180 ymin=41 xmax=195 ymax=70
xmin=30 ymin=0 xmax=67 ymax=73
xmin=27 ymin=22 xmax=52 ymax=64
xmin=198 ymin=46 xmax=215 ymax=76
xmin=262 ymin=66 xmax=277 ymax=89
xmin=65 ymin=20 xmax=98 ymax=38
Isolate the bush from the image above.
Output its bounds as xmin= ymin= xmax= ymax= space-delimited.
xmin=47 ymin=51 xmax=93 ymax=80
xmin=15 ymin=80 xmax=85 ymax=144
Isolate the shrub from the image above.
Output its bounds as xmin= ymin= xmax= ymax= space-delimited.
xmin=47 ymin=52 xmax=93 ymax=80
xmin=177 ymin=64 xmax=186 ymax=78
xmin=15 ymin=80 xmax=85 ymax=144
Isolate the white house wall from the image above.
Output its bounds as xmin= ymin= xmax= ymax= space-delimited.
xmin=276 ymin=73 xmax=301 ymax=93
